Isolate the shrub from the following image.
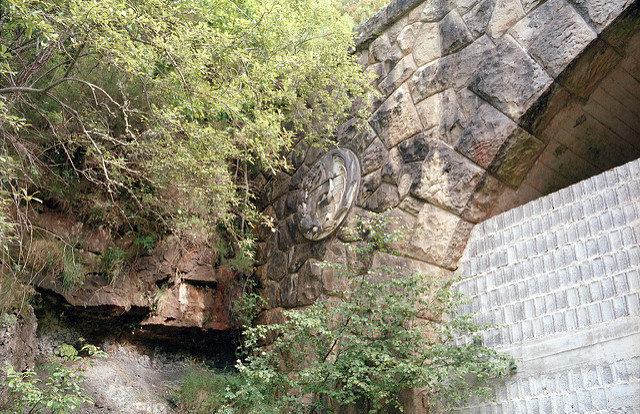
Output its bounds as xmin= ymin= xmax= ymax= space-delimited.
xmin=2 ymin=343 xmax=105 ymax=413
xmin=181 ymin=214 xmax=514 ymax=413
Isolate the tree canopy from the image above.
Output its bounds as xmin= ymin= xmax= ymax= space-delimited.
xmin=0 ymin=0 xmax=370 ymax=257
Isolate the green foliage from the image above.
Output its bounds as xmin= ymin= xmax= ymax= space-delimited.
xmin=338 ymin=0 xmax=390 ymax=25
xmin=100 ymin=246 xmax=126 ymax=284
xmin=2 ymin=343 xmax=106 ymax=413
xmin=173 ymin=366 xmax=248 ymax=414
xmin=212 ymin=214 xmax=514 ymax=413
xmin=230 ymin=278 xmax=266 ymax=328
xmin=0 ymin=0 xmax=372 ymax=268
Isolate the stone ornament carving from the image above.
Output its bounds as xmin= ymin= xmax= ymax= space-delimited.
xmin=298 ymin=148 xmax=361 ymax=241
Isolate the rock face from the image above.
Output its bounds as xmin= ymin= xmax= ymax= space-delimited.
xmin=0 ymin=306 xmax=37 ymax=407
xmin=31 ymin=210 xmax=242 ymax=335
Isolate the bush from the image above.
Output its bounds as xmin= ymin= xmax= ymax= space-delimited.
xmin=178 ymin=214 xmax=514 ymax=413
xmin=2 ymin=343 xmax=105 ymax=413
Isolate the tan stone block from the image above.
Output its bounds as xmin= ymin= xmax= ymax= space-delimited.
xmin=397 ymin=22 xmax=422 ymax=53
xmin=369 ymin=84 xmax=422 ymax=148
xmin=487 ymin=0 xmax=524 ymax=39
xmin=410 ymin=141 xmax=485 ymax=215
xmin=412 ymin=23 xmax=442 ymax=66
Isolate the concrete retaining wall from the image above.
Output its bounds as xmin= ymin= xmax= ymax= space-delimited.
xmin=452 ymin=157 xmax=640 ymax=412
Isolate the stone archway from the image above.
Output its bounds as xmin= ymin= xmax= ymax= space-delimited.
xmin=256 ymin=0 xmax=640 ymax=326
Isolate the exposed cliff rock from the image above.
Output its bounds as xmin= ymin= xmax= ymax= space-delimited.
xmin=30 ymin=209 xmax=243 ymax=340
xmin=0 ymin=305 xmax=37 ymax=407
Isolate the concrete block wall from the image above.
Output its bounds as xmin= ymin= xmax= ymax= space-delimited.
xmin=452 ymin=157 xmax=640 ymax=413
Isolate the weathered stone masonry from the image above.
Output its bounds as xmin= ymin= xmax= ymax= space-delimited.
xmin=257 ymin=0 xmax=640 ymax=314
xmin=256 ymin=0 xmax=640 ymax=410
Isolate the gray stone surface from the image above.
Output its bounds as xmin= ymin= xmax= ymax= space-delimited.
xmin=509 ymin=0 xmax=597 ymax=77
xmin=450 ymin=158 xmax=640 ymax=413
xmin=369 ymin=84 xmax=422 ymax=148
xmin=468 ymin=35 xmax=553 ymax=120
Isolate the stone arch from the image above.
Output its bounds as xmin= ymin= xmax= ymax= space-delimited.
xmin=256 ymin=0 xmax=640 ymax=314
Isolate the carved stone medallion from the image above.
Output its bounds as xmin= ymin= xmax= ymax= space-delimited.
xmin=298 ymin=148 xmax=361 ymax=241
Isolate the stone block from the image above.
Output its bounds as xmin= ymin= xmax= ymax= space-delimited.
xmin=419 ymin=0 xmax=454 ymax=21
xmin=267 ymin=249 xmax=288 ymax=282
xmin=397 ymin=131 xmax=435 ymax=162
xmin=358 ymin=169 xmax=383 ymax=203
xmin=411 ymin=22 xmax=442 ymax=66
xmin=361 ymin=137 xmax=389 ymax=174
xmin=440 ymin=10 xmax=474 ymax=55
xmin=567 ymin=0 xmax=633 ymax=34
xmin=390 ymin=205 xmax=474 ymax=269
xmin=455 ymin=101 xmax=518 ymax=168
xmin=468 ymin=35 xmax=553 ymax=120
xmin=410 ymin=140 xmax=485 ymax=215
xmin=280 ymin=273 xmax=298 ymax=308
xmin=487 ymin=0 xmax=524 ymax=39
xmin=462 ymin=173 xmax=509 ymax=223
xmin=378 ymin=55 xmax=417 ymax=96
xmin=488 ymin=126 xmax=545 ymax=188
xmin=382 ymin=146 xmax=404 ymax=184
xmin=364 ymin=62 xmax=388 ymax=87
xmin=397 ymin=22 xmax=422 ymax=53
xmin=462 ymin=0 xmax=496 ymax=38
xmin=369 ymin=32 xmax=404 ymax=64
xmin=355 ymin=7 xmax=389 ymax=47
xmin=556 ymin=38 xmax=622 ymax=99
xmin=509 ymin=0 xmax=597 ymax=78
xmin=519 ymin=82 xmax=572 ymax=138
xmin=262 ymin=172 xmax=291 ymax=204
xmin=359 ymin=182 xmax=400 ymax=212
xmin=369 ymin=84 xmax=422 ymax=148
xmin=600 ymin=2 xmax=640 ymax=50
xmin=277 ymin=215 xmax=303 ymax=251
xmin=297 ymin=259 xmax=323 ymax=306
xmin=339 ymin=121 xmax=377 ymax=154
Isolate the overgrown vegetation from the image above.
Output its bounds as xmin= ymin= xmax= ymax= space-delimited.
xmin=177 ymin=215 xmax=515 ymax=413
xmin=0 ymin=0 xmax=373 ymax=312
xmin=2 ymin=342 xmax=106 ymax=413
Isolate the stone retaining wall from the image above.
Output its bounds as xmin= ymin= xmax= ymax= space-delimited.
xmin=451 ymin=157 xmax=640 ymax=412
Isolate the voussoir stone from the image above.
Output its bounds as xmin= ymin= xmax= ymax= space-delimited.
xmin=412 ymin=10 xmax=473 ymax=67
xmin=487 ymin=0 xmax=524 ymax=39
xmin=410 ymin=140 xmax=485 ymax=215
xmin=566 ymin=0 xmax=632 ymax=33
xmin=455 ymin=101 xmax=518 ymax=168
xmin=488 ymin=126 xmax=545 ymax=187
xmin=410 ymin=35 xmax=494 ymax=103
xmin=509 ymin=0 xmax=597 ymax=78
xmin=463 ymin=0 xmax=496 ymax=38
xmin=389 ymin=205 xmax=474 ymax=269
xmin=440 ymin=10 xmax=474 ymax=55
xmin=379 ymin=55 xmax=417 ymax=96
xmin=468 ymin=35 xmax=553 ymax=120
xmin=369 ymin=84 xmax=422 ymax=148
xmin=461 ymin=173 xmax=508 ymax=223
